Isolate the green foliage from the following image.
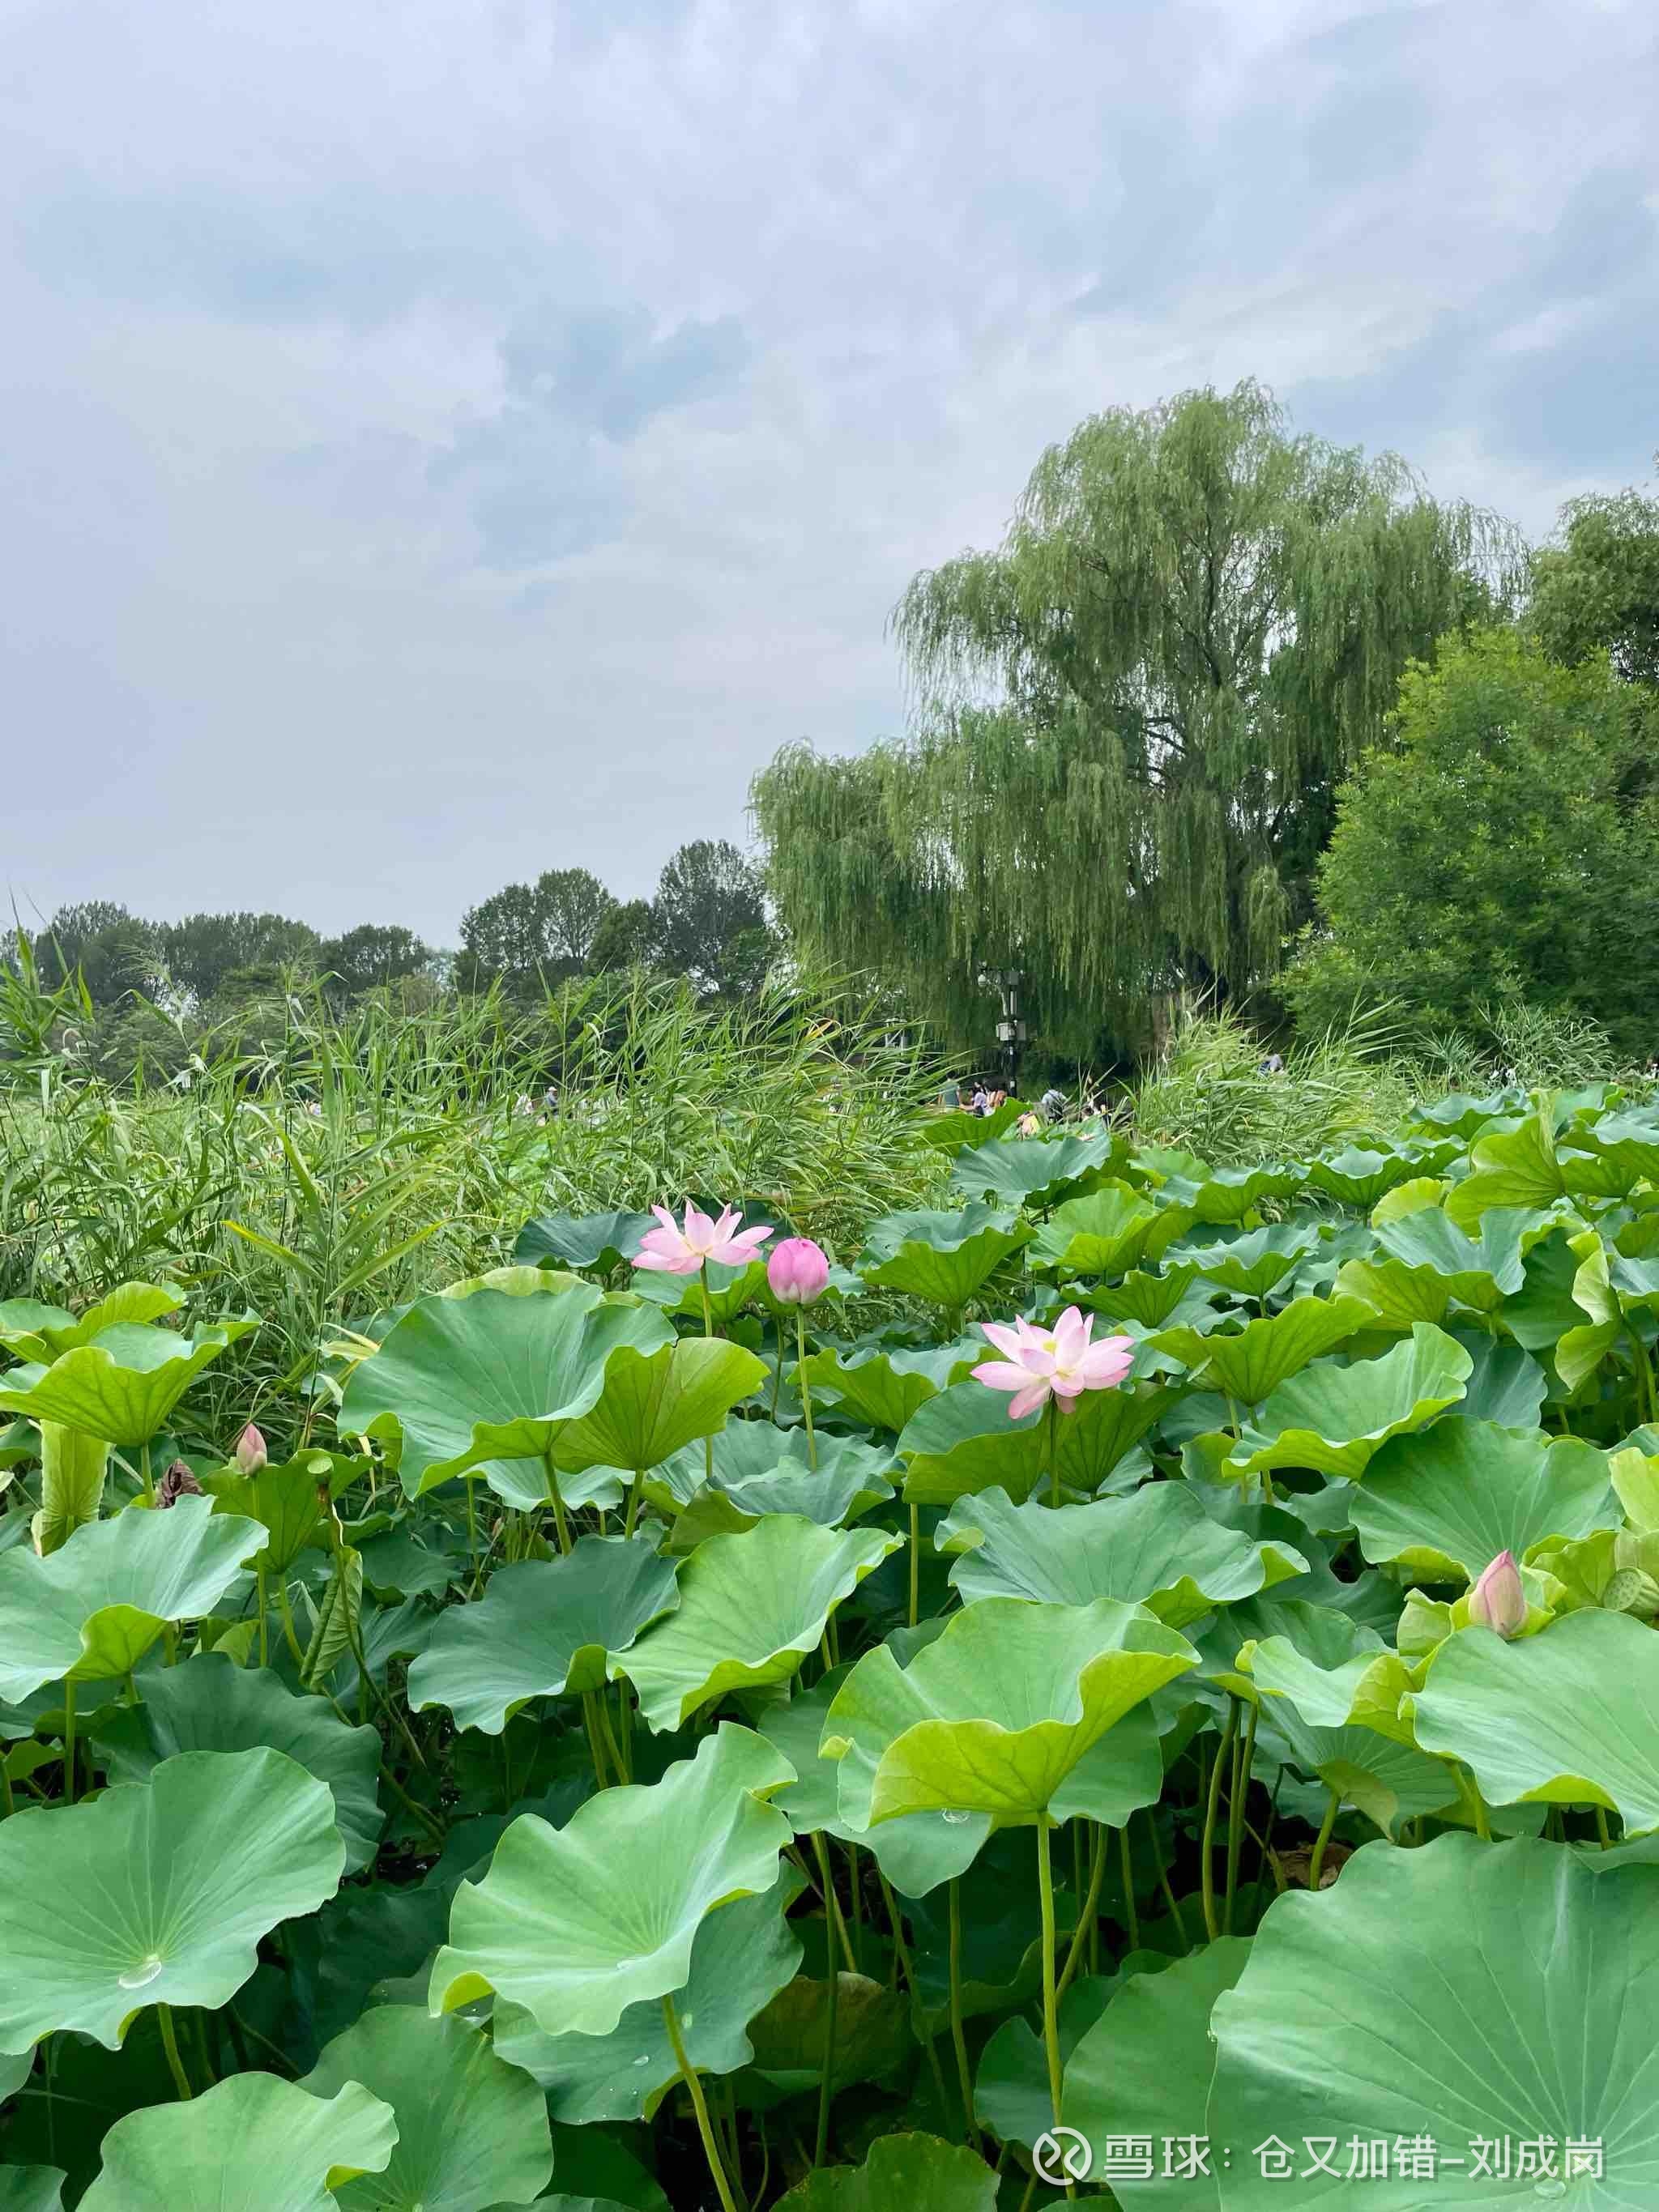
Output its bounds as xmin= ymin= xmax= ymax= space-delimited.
xmin=755 ymin=379 xmax=1518 ymax=1051
xmin=1530 ymin=473 xmax=1659 ymax=686
xmin=1288 ymin=628 xmax=1659 ymax=1051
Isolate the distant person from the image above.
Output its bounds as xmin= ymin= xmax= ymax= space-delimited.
xmin=970 ymin=1083 xmax=990 ymax=1115
xmin=987 ymin=1089 xmax=1008 ymax=1115
xmin=1017 ymin=1110 xmax=1043 ymax=1136
xmin=940 ymin=1076 xmax=962 ymax=1110
xmin=1258 ymin=1052 xmax=1286 ymax=1076
xmin=1039 ymin=1085 xmax=1067 ymax=1123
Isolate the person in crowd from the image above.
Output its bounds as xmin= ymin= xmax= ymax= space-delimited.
xmin=940 ymin=1075 xmax=962 ymax=1110
xmin=1039 ymin=1084 xmax=1067 ymax=1122
xmin=969 ymin=1081 xmax=990 ymax=1115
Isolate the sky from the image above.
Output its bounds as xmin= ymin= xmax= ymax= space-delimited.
xmin=5 ymin=0 xmax=1657 ymax=948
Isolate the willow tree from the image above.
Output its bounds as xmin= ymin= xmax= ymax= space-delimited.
xmin=753 ymin=380 xmax=1522 ymax=1052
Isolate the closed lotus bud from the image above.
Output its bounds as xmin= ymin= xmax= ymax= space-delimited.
xmin=767 ymin=1236 xmax=831 ymax=1307
xmin=235 ymin=1422 xmax=267 ymax=1473
xmin=156 ymin=1460 xmax=203 ymax=1509
xmin=1468 ymin=1549 xmax=1526 ymax=1639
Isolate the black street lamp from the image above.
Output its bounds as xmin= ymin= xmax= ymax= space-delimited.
xmin=976 ymin=965 xmax=1027 ymax=1094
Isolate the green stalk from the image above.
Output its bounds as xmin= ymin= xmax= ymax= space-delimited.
xmin=814 ymin=1920 xmax=839 ymax=2167
xmin=908 ymin=1504 xmax=921 ymax=1628
xmin=541 ymin=1449 xmax=571 ymax=1555
xmin=795 ymin=1306 xmax=817 ymax=1469
xmin=581 ymin=1694 xmax=612 ymax=1788
xmin=1145 ymin=1808 xmax=1189 ymax=1946
xmin=701 ymin=1261 xmax=716 ymax=1484
xmin=61 ymin=1681 xmax=76 ymax=1807
xmin=1034 ymin=1819 xmax=1072 ymax=2195
xmin=662 ymin=1993 xmax=739 ymax=2212
xmin=1308 ymin=1786 xmax=1341 ymax=1889
xmin=877 ymin=1868 xmax=954 ymax=2124
xmin=256 ymin=1567 xmax=269 ymax=1669
xmin=812 ymin=1831 xmax=856 ymax=1975
xmin=156 ymin=2004 xmax=194 ymax=2101
xmin=1226 ymin=1696 xmax=1257 ymax=1934
xmin=1056 ymin=1822 xmax=1107 ymax=2001
xmin=1045 ymin=1396 xmax=1061 ymax=1507
xmin=948 ymin=1877 xmax=981 ymax=2154
xmin=1595 ymin=1805 xmax=1613 ymax=1849
xmin=1119 ymin=1818 xmax=1141 ymax=1951
xmin=1201 ymin=1703 xmax=1237 ymax=1941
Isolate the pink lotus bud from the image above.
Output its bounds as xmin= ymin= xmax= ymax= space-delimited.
xmin=1468 ymin=1549 xmax=1526 ymax=1639
xmin=767 ymin=1237 xmax=831 ymax=1306
xmin=235 ymin=1422 xmax=268 ymax=1473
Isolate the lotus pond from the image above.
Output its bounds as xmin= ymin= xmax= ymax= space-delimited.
xmin=2 ymin=1085 xmax=1659 ymax=2207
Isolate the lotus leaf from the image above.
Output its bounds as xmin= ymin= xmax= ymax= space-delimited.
xmin=429 ymin=1723 xmax=795 ymax=2037
xmin=800 ymin=1345 xmax=970 ymax=1433
xmin=0 ymin=1747 xmax=343 ymax=2052
xmin=0 ymin=2172 xmax=63 ymax=2212
xmin=1156 ymin=1295 xmax=1376 ymax=1407
xmin=339 ymin=1277 xmax=673 ymax=1495
xmin=30 ymin=1421 xmax=107 ymax=1554
xmin=203 ymin=1449 xmax=357 ymax=1572
xmin=0 ymin=1285 xmax=184 ymax=1362
xmin=408 ymin=1538 xmax=680 ymax=1732
xmin=1411 ymin=1609 xmax=1659 ymax=1833
xmin=1155 ymin=1163 xmax=1306 ymax=1224
xmin=1081 ymin=1263 xmax=1206 ymax=1328
xmin=822 ymin=1597 xmax=1195 ymax=1827
xmin=1209 ymin=1834 xmax=1659 ymax=2207
xmin=493 ymin=1877 xmax=801 ymax=2121
xmin=0 ymin=1494 xmax=267 ymax=1698
xmin=949 ymin=1130 xmax=1119 ymax=1209
xmin=774 ymin=2135 xmax=997 ymax=2211
xmin=0 ymin=1318 xmax=258 ymax=1446
xmin=92 ymin=1652 xmax=382 ymax=1870
xmin=1169 ymin=1223 xmax=1323 ymax=1301
xmin=937 ymin=1484 xmax=1307 ymax=1626
xmin=1445 ymin=1108 xmax=1569 ymax=1226
xmin=1306 ymin=1145 xmax=1434 ymax=1209
xmin=79 ymin=2075 xmax=397 ymax=2212
xmin=898 ymin=1379 xmax=1170 ymax=1507
xmin=1027 ymin=1184 xmax=1191 ymax=1276
xmin=858 ymin=1206 xmax=1032 ymax=1306
xmin=620 ymin=1515 xmax=901 ymax=1730
xmin=1350 ymin=1420 xmax=1618 ymax=1582
xmin=1226 ymin=1323 xmax=1471 ymax=1483
xmin=551 ymin=1338 xmax=766 ymax=1473
xmin=514 ymin=1209 xmax=658 ymax=1272
xmin=302 ymin=2006 xmax=552 ymax=2210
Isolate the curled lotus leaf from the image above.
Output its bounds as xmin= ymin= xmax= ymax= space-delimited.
xmin=0 ymin=1317 xmax=258 ymax=1446
xmin=858 ymin=1205 xmax=1033 ymax=1307
xmin=78 ymin=2074 xmax=397 ymax=2212
xmin=1166 ymin=1222 xmax=1323 ymax=1301
xmin=429 ymin=1723 xmax=795 ymax=2039
xmin=513 ymin=1208 xmax=658 ymax=1273
xmin=1349 ymin=1419 xmax=1618 ymax=1583
xmin=0 ymin=1494 xmax=267 ymax=1700
xmin=949 ymin=1129 xmax=1121 ymax=1209
xmin=550 ymin=1337 xmax=767 ymax=1475
xmin=936 ymin=1483 xmax=1307 ymax=1626
xmin=800 ymin=1345 xmax=971 ymax=1434
xmin=1226 ymin=1323 xmax=1471 ymax=1484
xmin=1028 ymin=1183 xmax=1192 ymax=1276
xmin=1155 ymin=1295 xmax=1376 ymax=1408
xmin=0 ymin=1747 xmax=343 ymax=2054
xmin=0 ymin=1283 xmax=183 ymax=1362
xmin=821 ymin=1596 xmax=1196 ymax=1828
xmin=898 ymin=1379 xmax=1171 ymax=1507
xmin=1209 ymin=1834 xmax=1659 ymax=2208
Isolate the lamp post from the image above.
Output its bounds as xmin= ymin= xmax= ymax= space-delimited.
xmin=977 ymin=966 xmax=1027 ymax=1095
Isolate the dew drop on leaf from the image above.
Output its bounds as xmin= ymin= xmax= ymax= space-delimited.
xmin=941 ymin=1809 xmax=970 ymax=1825
xmin=117 ymin=1955 xmax=164 ymax=1990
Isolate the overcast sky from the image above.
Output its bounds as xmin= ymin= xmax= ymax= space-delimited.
xmin=5 ymin=0 xmax=1656 ymax=947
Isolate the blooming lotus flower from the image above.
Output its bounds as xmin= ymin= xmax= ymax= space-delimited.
xmin=972 ymin=1306 xmax=1135 ymax=1421
xmin=633 ymin=1200 xmax=774 ymax=1275
xmin=1468 ymin=1549 xmax=1526 ymax=1639
xmin=235 ymin=1422 xmax=268 ymax=1473
xmin=768 ymin=1237 xmax=831 ymax=1306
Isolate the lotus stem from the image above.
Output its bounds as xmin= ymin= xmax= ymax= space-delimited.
xmin=624 ymin=1473 xmax=642 ymax=1539
xmin=661 ymin=1991 xmax=739 ymax=2212
xmin=795 ymin=1307 xmax=817 ymax=1469
xmin=701 ymin=1262 xmax=715 ymax=1484
xmin=1201 ymin=1703 xmax=1237 ymax=1941
xmin=814 ymin=1923 xmax=839 ymax=2167
xmin=1045 ymin=1397 xmax=1061 ymax=1507
xmin=156 ymin=2003 xmax=194 ymax=2102
xmin=1120 ymin=1818 xmax=1141 ymax=1951
xmin=61 ymin=1681 xmax=76 ymax=1808
xmin=255 ymin=1568 xmax=269 ymax=1669
xmin=1147 ymin=1808 xmax=1189 ymax=1946
xmin=275 ymin=1576 xmax=305 ymax=1667
xmin=948 ymin=1877 xmax=981 ymax=2154
xmin=1309 ymin=1785 xmax=1341 ymax=1889
xmin=581 ymin=1693 xmax=611 ymax=1788
xmin=1596 ymin=1805 xmax=1614 ymax=1849
xmin=1226 ymin=1696 xmax=1257 ymax=1933
xmin=541 ymin=1451 xmax=571 ymax=1555
xmin=879 ymin=1867 xmax=955 ymax=2121
xmin=908 ymin=1504 xmax=921 ymax=1628
xmin=1034 ymin=1818 xmax=1072 ymax=2193
xmin=811 ymin=1831 xmax=856 ymax=1975
xmin=595 ymin=1690 xmax=631 ymax=1784
xmin=1057 ymin=1822 xmax=1107 ymax=2001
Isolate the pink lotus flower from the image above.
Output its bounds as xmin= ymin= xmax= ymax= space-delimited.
xmin=768 ymin=1236 xmax=831 ymax=1306
xmin=235 ymin=1422 xmax=268 ymax=1473
xmin=972 ymin=1306 xmax=1135 ymax=1421
xmin=1468 ymin=1549 xmax=1526 ymax=1639
xmin=633 ymin=1200 xmax=774 ymax=1276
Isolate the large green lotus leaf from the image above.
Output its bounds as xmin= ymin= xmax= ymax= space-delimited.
xmin=822 ymin=1597 xmax=1195 ymax=1827
xmin=1410 ymin=1087 xmax=1521 ymax=1140
xmin=800 ymin=1345 xmax=970 ymax=1433
xmin=1155 ymin=1296 xmax=1375 ymax=1407
xmin=1062 ymin=1939 xmax=1252 ymax=2200
xmin=1028 ymin=1183 xmax=1191 ymax=1276
xmin=429 ymin=1723 xmax=794 ymax=2037
xmin=0 ymin=1284 xmax=184 ymax=1362
xmin=937 ymin=1484 xmax=1307 ymax=1626
xmin=0 ymin=1494 xmax=267 ymax=1698
xmin=1168 ymin=1223 xmax=1323 ymax=1301
xmin=514 ymin=1208 xmax=657 ymax=1272
xmin=1563 ymin=1110 xmax=1659 ymax=1195
xmin=632 ymin=1255 xmax=770 ymax=1325
xmin=949 ymin=1130 xmax=1120 ymax=1209
xmin=551 ymin=1338 xmax=766 ymax=1473
xmin=302 ymin=2007 xmax=551 ymax=2210
xmin=1209 ymin=1833 xmax=1659 ymax=2209
xmin=774 ymin=2134 xmax=998 ymax=2211
xmin=1446 ymin=1109 xmax=1569 ymax=1228
xmin=650 ymin=1429 xmax=898 ymax=1536
xmin=0 ymin=1319 xmax=258 ymax=1446
xmin=1454 ymin=1332 xmax=1548 ymax=1426
xmin=1350 ymin=1420 xmax=1618 ymax=1582
xmin=858 ymin=1206 xmax=1032 ymax=1306
xmin=1226 ymin=1323 xmax=1471 ymax=1482
xmin=757 ymin=1669 xmax=991 ymax=1895
xmin=1412 ymin=1610 xmax=1659 ymax=1833
xmin=203 ymin=1450 xmax=356 ymax=1573
xmin=748 ymin=1967 xmax=913 ymax=2097
xmin=407 ymin=1539 xmax=680 ymax=1732
xmin=1081 ymin=1263 xmax=1206 ymax=1328
xmin=1154 ymin=1162 xmax=1306 ymax=1225
xmin=0 ymin=2171 xmax=64 ymax=2212
xmin=1255 ymin=1703 xmax=1457 ymax=1837
xmin=1365 ymin=1203 xmax=1545 ymax=1311
xmin=714 ymin=1450 xmax=896 ymax=1529
xmin=620 ymin=1516 xmax=901 ymax=1730
xmin=898 ymin=1379 xmax=1170 ymax=1507
xmin=90 ymin=1652 xmax=382 ymax=1871
xmin=493 ymin=1876 xmax=801 ymax=2122
xmin=0 ymin=1747 xmax=343 ymax=2052
xmin=339 ymin=1278 xmax=673 ymax=1495
xmin=79 ymin=2075 xmax=397 ymax=2212
xmin=1306 ymin=1145 xmax=1435 ymax=1210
